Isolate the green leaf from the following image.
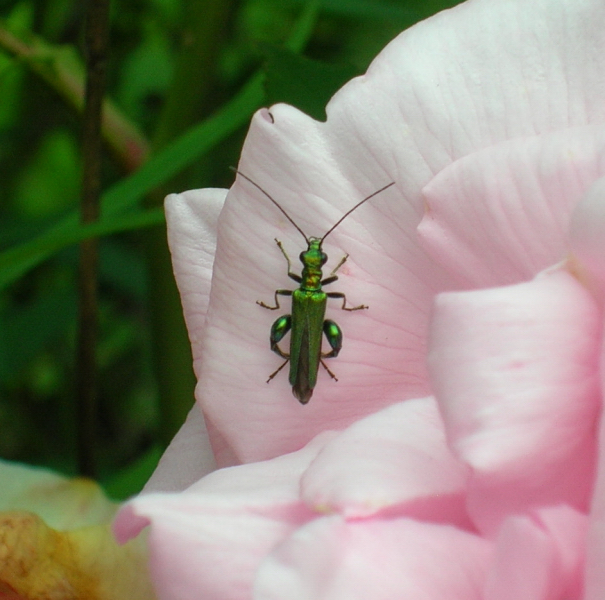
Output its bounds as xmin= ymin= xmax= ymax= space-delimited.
xmin=0 ymin=0 xmax=323 ymax=291
xmin=0 ymin=207 xmax=166 ymax=289
xmin=0 ymin=68 xmax=264 ymax=294
xmin=291 ymin=0 xmax=464 ymax=24
xmin=13 ymin=128 xmax=80 ymax=219
xmin=102 ymin=445 xmax=163 ymax=500
xmin=284 ymin=0 xmax=320 ymax=52
xmin=262 ymin=44 xmax=360 ymax=121
xmin=0 ymin=288 xmax=76 ymax=382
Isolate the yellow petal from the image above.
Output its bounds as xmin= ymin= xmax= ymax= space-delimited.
xmin=0 ymin=511 xmax=155 ymax=600
xmin=0 ymin=461 xmax=155 ymax=600
xmin=0 ymin=460 xmax=115 ymax=530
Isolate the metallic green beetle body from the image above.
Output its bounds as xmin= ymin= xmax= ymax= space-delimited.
xmin=290 ymin=288 xmax=328 ymax=399
xmin=234 ymin=169 xmax=395 ymax=404
xmin=290 ymin=239 xmax=333 ymax=398
xmin=265 ymin=238 xmax=348 ymax=404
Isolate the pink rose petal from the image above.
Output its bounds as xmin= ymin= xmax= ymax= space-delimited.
xmin=569 ymin=176 xmax=605 ymax=300
xmin=301 ymin=396 xmax=470 ymax=526
xmin=117 ymin=496 xmax=303 ymax=600
xmin=128 ymin=2 xmax=605 ymax=598
xmin=165 ymin=188 xmax=226 ymax=378
xmin=418 ymin=125 xmax=605 ymax=289
xmin=198 ymin=145 xmax=419 ymax=467
xmin=181 ymin=0 xmax=605 ymax=465
xmin=254 ymin=516 xmax=492 ymax=600
xmin=429 ymin=269 xmax=600 ymax=534
xmin=584 ymin=322 xmax=605 ymax=600
xmin=142 ymin=406 xmax=216 ymax=493
xmin=485 ymin=505 xmax=587 ymax=600
xmin=115 ymin=433 xmax=335 ymax=600
xmin=145 ymin=188 xmax=226 ymax=488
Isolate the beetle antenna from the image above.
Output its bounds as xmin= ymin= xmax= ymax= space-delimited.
xmin=232 ymin=168 xmax=309 ymax=243
xmin=321 ymin=181 xmax=395 ymax=243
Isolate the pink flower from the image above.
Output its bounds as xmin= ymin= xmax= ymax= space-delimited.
xmin=114 ymin=0 xmax=605 ymax=598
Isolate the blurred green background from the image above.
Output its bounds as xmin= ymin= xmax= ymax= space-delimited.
xmin=0 ymin=0 xmax=462 ymax=498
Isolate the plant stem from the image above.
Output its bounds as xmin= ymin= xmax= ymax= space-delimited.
xmin=0 ymin=19 xmax=148 ymax=173
xmin=76 ymin=0 xmax=110 ymax=477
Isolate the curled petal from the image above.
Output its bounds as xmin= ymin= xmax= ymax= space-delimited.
xmin=301 ymin=397 xmax=470 ymax=525
xmin=154 ymin=189 xmax=227 ymax=486
xmin=165 ymin=188 xmax=226 ymax=378
xmin=429 ymin=269 xmax=600 ymax=534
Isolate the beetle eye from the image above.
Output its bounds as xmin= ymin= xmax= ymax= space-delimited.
xmin=299 ymin=251 xmax=306 ymax=263
xmin=320 ymin=252 xmax=328 ymax=265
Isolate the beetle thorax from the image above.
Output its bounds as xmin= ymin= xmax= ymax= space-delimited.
xmin=300 ymin=237 xmax=327 ymax=291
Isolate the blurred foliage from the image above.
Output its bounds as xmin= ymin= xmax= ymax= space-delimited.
xmin=0 ymin=0 xmax=463 ymax=498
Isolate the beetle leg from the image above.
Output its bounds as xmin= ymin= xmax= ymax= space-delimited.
xmin=274 ymin=239 xmax=303 ymax=284
xmin=321 ymin=320 xmax=341 ymax=380
xmin=322 ymin=253 xmax=349 ymax=285
xmin=269 ymin=314 xmax=291 ymax=358
xmin=322 ymin=319 xmax=343 ymax=360
xmin=257 ymin=288 xmax=292 ymax=310
xmin=326 ymin=291 xmax=367 ymax=311
xmin=265 ymin=314 xmax=291 ymax=383
xmin=319 ymin=359 xmax=338 ymax=381
xmin=267 ymin=358 xmax=290 ymax=383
